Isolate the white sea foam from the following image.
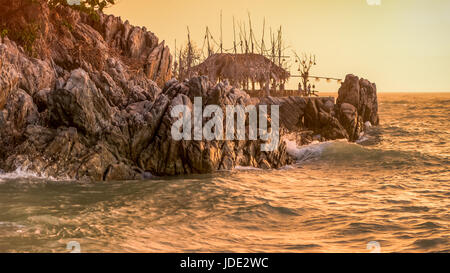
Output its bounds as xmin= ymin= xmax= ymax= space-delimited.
xmin=285 ymin=140 xmax=325 ymax=162
xmin=278 ymin=164 xmax=296 ymax=170
xmin=234 ymin=166 xmax=262 ymax=171
xmin=0 ymin=166 xmax=59 ymax=183
xmin=235 ymin=140 xmax=341 ymax=170
xmin=284 ymin=139 xmax=349 ymax=162
xmin=356 ymin=134 xmax=370 ymax=144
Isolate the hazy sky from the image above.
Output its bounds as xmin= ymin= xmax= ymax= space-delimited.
xmin=109 ymin=0 xmax=450 ymax=92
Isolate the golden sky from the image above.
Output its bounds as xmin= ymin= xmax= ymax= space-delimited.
xmin=109 ymin=0 xmax=450 ymax=92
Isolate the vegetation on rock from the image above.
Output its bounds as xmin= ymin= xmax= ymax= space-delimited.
xmin=48 ymin=0 xmax=116 ymax=21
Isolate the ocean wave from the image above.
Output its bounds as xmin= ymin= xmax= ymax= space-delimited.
xmin=285 ymin=139 xmax=363 ymax=163
xmin=229 ymin=202 xmax=303 ymax=221
xmin=413 ymin=238 xmax=448 ymax=249
xmin=284 ymin=139 xmax=445 ymax=168
xmin=285 ymin=139 xmax=336 ymax=162
xmin=387 ymin=100 xmax=409 ymax=105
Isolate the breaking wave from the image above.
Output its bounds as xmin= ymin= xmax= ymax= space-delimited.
xmin=0 ymin=167 xmax=60 ymax=183
xmin=285 ymin=139 xmax=330 ymax=162
xmin=284 ymin=138 xmax=447 ymax=169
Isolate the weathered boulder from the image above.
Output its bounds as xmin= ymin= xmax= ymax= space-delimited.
xmin=139 ymin=77 xmax=293 ymax=176
xmin=0 ymin=39 xmax=55 ymax=102
xmin=127 ymin=95 xmax=170 ymax=162
xmin=144 ymin=41 xmax=173 ymax=87
xmin=338 ymin=103 xmax=363 ymax=141
xmin=304 ymin=98 xmax=320 ymax=130
xmin=258 ymin=96 xmax=307 ymax=131
xmin=318 ymin=111 xmax=349 ymax=140
xmin=48 ymin=69 xmax=113 ymax=136
xmin=103 ymin=162 xmax=141 ymax=182
xmin=0 ymin=43 xmax=20 ymax=109
xmin=139 ymin=94 xmax=194 ymax=175
xmin=0 ymin=89 xmax=39 ymax=161
xmin=298 ymin=97 xmax=348 ymax=141
xmin=359 ymin=78 xmax=379 ymax=125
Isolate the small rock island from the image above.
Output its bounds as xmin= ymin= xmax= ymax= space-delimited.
xmin=0 ymin=0 xmax=378 ymax=181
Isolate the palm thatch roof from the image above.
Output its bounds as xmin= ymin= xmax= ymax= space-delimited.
xmin=191 ymin=53 xmax=290 ymax=86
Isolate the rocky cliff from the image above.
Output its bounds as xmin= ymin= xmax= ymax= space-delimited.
xmin=0 ymin=0 xmax=378 ymax=181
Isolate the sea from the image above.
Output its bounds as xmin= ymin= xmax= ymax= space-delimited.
xmin=0 ymin=92 xmax=448 ymax=253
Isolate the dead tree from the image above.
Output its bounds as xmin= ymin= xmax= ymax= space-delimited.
xmin=293 ymin=52 xmax=317 ymax=96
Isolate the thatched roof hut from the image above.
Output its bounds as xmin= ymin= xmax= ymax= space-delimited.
xmin=191 ymin=53 xmax=290 ymax=89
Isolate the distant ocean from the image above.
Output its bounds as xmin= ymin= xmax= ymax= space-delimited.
xmin=0 ymin=93 xmax=448 ymax=253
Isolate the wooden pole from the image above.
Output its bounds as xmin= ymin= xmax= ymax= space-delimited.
xmin=278 ymin=26 xmax=282 ymax=67
xmin=248 ymin=12 xmax=254 ymax=54
xmin=206 ymin=27 xmax=212 ymax=57
xmin=220 ymin=10 xmax=223 ymax=53
xmin=238 ymin=21 xmax=244 ymax=54
xmin=261 ymin=17 xmax=266 ymax=55
xmin=270 ymin=28 xmax=275 ymax=63
xmin=187 ymin=26 xmax=192 ymax=78
xmin=233 ymin=16 xmax=237 ymax=54
xmin=248 ymin=12 xmax=255 ymax=91
xmin=174 ymin=39 xmax=177 ymax=63
xmin=174 ymin=39 xmax=177 ymax=78
xmin=244 ymin=23 xmax=249 ymax=53
xmin=178 ymin=48 xmax=182 ymax=80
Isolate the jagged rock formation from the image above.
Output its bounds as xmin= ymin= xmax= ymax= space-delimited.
xmin=0 ymin=0 xmax=172 ymax=94
xmin=257 ymin=76 xmax=379 ymax=143
xmin=0 ymin=68 xmax=292 ymax=180
xmin=154 ymin=77 xmax=292 ymax=175
xmin=0 ymin=0 xmax=379 ymax=181
xmin=337 ymin=74 xmax=379 ymax=140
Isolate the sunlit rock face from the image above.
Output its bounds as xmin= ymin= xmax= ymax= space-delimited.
xmin=336 ymin=74 xmax=379 ymax=141
xmin=144 ymin=76 xmax=293 ymax=176
xmin=337 ymin=74 xmax=379 ymax=125
xmin=0 ymin=0 xmax=170 ymax=180
xmin=0 ymin=66 xmax=292 ymax=180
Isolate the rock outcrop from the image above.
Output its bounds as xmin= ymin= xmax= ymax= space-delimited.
xmin=0 ymin=0 xmax=379 ymax=181
xmin=256 ymin=75 xmax=379 ymax=143
xmin=337 ymin=74 xmax=379 ymax=125
xmin=1 ymin=69 xmax=292 ymax=180
xmin=0 ymin=0 xmax=172 ymax=95
xmin=148 ymin=77 xmax=292 ymax=176
xmin=336 ymin=74 xmax=379 ymax=141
